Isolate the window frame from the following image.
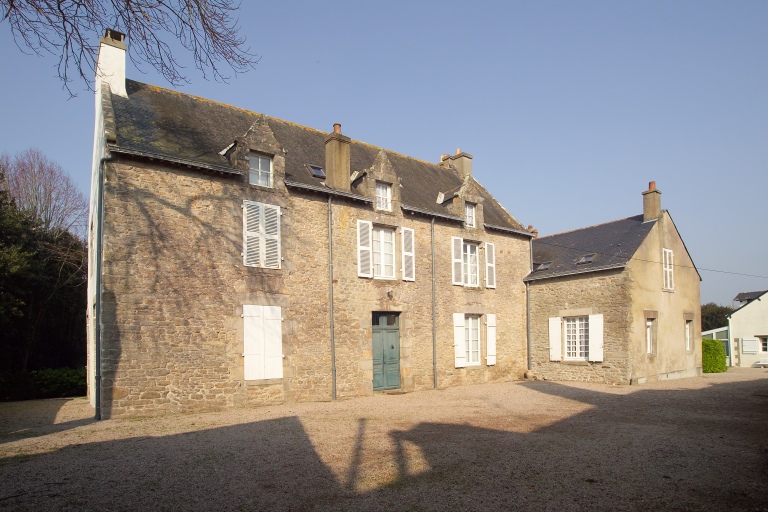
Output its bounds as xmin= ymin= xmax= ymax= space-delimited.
xmin=760 ymin=337 xmax=768 ymax=353
xmin=464 ymin=314 xmax=481 ymax=366
xmin=375 ymin=182 xmax=392 ymax=212
xmin=372 ymin=225 xmax=396 ymax=279
xmin=564 ymin=316 xmax=590 ymax=360
xmin=462 ymin=240 xmax=479 ymax=287
xmin=663 ymin=248 xmax=674 ymax=290
xmin=249 ymin=153 xmax=273 ymax=188
xmin=685 ymin=320 xmax=693 ymax=352
xmin=646 ymin=318 xmax=655 ymax=354
xmin=465 ymin=203 xmax=476 ymax=228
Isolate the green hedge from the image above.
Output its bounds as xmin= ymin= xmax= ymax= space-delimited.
xmin=702 ymin=338 xmax=727 ymax=373
xmin=0 ymin=367 xmax=86 ymax=401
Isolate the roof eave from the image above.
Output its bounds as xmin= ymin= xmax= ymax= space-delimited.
xmin=524 ymin=263 xmax=628 ymax=282
xmin=107 ymin=145 xmax=241 ymax=176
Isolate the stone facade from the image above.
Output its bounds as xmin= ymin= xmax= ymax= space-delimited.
xmin=95 ymin=136 xmax=531 ymax=417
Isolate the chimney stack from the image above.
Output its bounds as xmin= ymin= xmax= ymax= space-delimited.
xmin=95 ymin=29 xmax=127 ymax=98
xmin=642 ymin=181 xmax=662 ymax=222
xmin=324 ymin=123 xmax=351 ymax=191
xmin=438 ymin=149 xmax=473 ymax=179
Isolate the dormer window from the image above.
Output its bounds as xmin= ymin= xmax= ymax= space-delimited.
xmin=577 ymin=254 xmax=596 ymax=265
xmin=465 ymin=203 xmax=476 ymax=228
xmin=376 ymin=182 xmax=391 ymax=211
xmin=249 ymin=153 xmax=273 ymax=188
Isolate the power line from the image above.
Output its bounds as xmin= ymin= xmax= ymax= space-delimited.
xmin=533 ymin=239 xmax=768 ymax=280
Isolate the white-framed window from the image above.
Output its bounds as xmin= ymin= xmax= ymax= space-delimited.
xmin=548 ymin=314 xmax=604 ymax=362
xmin=243 ymin=201 xmax=281 ymax=269
xmin=663 ymin=248 xmax=674 ymax=290
xmin=565 ymin=316 xmax=590 ymax=360
xmin=375 ymin=182 xmax=391 ymax=211
xmin=452 ymin=237 xmax=480 ymax=287
xmin=249 ymin=153 xmax=273 ymax=188
xmin=646 ymin=319 xmax=655 ymax=354
xmin=465 ymin=203 xmax=476 ymax=228
xmin=685 ymin=320 xmax=693 ymax=351
xmin=453 ymin=313 xmax=497 ymax=368
xmin=243 ymin=305 xmax=283 ymax=380
xmin=372 ymin=226 xmax=395 ymax=279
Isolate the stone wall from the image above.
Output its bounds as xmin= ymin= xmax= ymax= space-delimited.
xmin=528 ymin=269 xmax=633 ymax=384
xmin=98 ymin=155 xmax=530 ymax=417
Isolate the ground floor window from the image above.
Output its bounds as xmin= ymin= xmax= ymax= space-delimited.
xmin=565 ymin=316 xmax=589 ymax=360
xmin=685 ymin=320 xmax=693 ymax=351
xmin=453 ymin=313 xmax=497 ymax=367
xmin=760 ymin=337 xmax=768 ymax=352
xmin=465 ymin=315 xmax=480 ymax=365
xmin=646 ymin=319 xmax=655 ymax=354
xmin=548 ymin=314 xmax=604 ymax=362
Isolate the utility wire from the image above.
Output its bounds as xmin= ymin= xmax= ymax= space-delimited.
xmin=533 ymin=239 xmax=768 ymax=279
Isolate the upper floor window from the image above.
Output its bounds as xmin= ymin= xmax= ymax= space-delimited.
xmin=452 ymin=237 xmax=493 ymax=288
xmin=465 ymin=203 xmax=476 ymax=228
xmin=249 ymin=154 xmax=273 ymax=188
xmin=372 ymin=226 xmax=395 ymax=279
xmin=663 ymin=248 xmax=674 ymax=290
xmin=243 ymin=200 xmax=281 ymax=269
xmin=376 ymin=182 xmax=391 ymax=211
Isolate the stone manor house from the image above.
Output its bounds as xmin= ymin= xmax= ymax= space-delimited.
xmin=87 ymin=31 xmax=701 ymax=417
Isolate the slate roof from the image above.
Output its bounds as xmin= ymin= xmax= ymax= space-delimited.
xmin=524 ymin=214 xmax=656 ymax=282
xmin=733 ymin=290 xmax=767 ymax=303
xmin=108 ymin=80 xmax=527 ymax=233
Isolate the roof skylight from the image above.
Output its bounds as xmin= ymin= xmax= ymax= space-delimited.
xmin=577 ymin=254 xmax=596 ymax=264
xmin=536 ymin=262 xmax=552 ymax=271
xmin=307 ymin=165 xmax=326 ymax=179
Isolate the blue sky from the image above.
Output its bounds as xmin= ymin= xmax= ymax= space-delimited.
xmin=1 ymin=1 xmax=766 ymax=306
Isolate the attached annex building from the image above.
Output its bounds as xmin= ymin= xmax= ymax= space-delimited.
xmin=87 ymin=31 xmax=533 ymax=417
xmin=525 ymin=182 xmax=702 ymax=384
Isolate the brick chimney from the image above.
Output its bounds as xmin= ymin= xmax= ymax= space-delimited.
xmin=642 ymin=181 xmax=662 ymax=222
xmin=439 ymin=148 xmax=473 ymax=179
xmin=324 ymin=123 xmax=351 ymax=191
xmin=95 ymin=29 xmax=127 ymax=98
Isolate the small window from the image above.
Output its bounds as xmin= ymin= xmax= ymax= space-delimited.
xmin=663 ymin=248 xmax=674 ymax=290
xmin=646 ymin=319 xmax=655 ymax=354
xmin=685 ymin=320 xmax=692 ymax=351
xmin=465 ymin=203 xmax=476 ymax=228
xmin=307 ymin=165 xmax=325 ymax=179
xmin=249 ymin=154 xmax=273 ymax=188
xmin=760 ymin=337 xmax=768 ymax=352
xmin=375 ymin=182 xmax=391 ymax=211
xmin=536 ymin=262 xmax=552 ymax=271
xmin=578 ymin=254 xmax=596 ymax=265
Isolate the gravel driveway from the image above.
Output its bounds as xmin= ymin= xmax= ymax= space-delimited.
xmin=1 ymin=368 xmax=767 ymax=511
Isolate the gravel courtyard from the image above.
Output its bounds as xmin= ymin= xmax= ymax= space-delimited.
xmin=1 ymin=368 xmax=767 ymax=511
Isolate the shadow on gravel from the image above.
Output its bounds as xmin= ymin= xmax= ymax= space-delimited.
xmin=0 ymin=398 xmax=94 ymax=445
xmin=1 ymin=378 xmax=767 ymax=511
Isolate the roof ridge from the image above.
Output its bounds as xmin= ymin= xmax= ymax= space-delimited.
xmin=537 ymin=213 xmax=646 ymax=239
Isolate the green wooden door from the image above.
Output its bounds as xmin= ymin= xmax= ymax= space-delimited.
xmin=372 ymin=313 xmax=400 ymax=391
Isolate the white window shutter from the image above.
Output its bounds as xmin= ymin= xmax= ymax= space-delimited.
xmin=486 ymin=314 xmax=497 ymax=366
xmin=588 ymin=314 xmax=604 ymax=362
xmin=243 ymin=201 xmax=262 ymax=267
xmin=263 ymin=205 xmax=281 ymax=269
xmin=485 ymin=242 xmax=496 ymax=289
xmin=549 ymin=317 xmax=562 ymax=361
xmin=669 ymin=251 xmax=674 ymax=289
xmin=452 ymin=237 xmax=463 ymax=286
xmin=243 ymin=305 xmax=264 ymax=380
xmin=263 ymin=306 xmax=283 ymax=378
xmin=402 ymin=227 xmax=415 ymax=282
xmin=357 ymin=220 xmax=373 ymax=278
xmin=453 ymin=313 xmax=466 ymax=368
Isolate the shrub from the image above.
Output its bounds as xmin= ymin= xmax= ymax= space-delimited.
xmin=702 ymin=338 xmax=727 ymax=373
xmin=0 ymin=367 xmax=86 ymax=401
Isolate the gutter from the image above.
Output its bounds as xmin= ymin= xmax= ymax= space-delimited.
xmin=431 ymin=217 xmax=437 ymax=389
xmin=328 ymin=196 xmax=337 ymax=399
xmin=94 ymin=154 xmax=115 ymax=420
xmin=526 ymin=237 xmax=533 ymax=374
xmin=106 ymin=145 xmax=241 ymax=176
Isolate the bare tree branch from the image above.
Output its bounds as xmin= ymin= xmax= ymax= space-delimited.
xmin=0 ymin=148 xmax=87 ymax=239
xmin=0 ymin=0 xmax=258 ymax=96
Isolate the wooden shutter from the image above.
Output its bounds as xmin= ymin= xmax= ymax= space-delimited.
xmin=486 ymin=314 xmax=497 ymax=366
xmin=243 ymin=305 xmax=264 ymax=379
xmin=357 ymin=220 xmax=373 ymax=278
xmin=402 ymin=228 xmax=415 ymax=282
xmin=243 ymin=201 xmax=262 ymax=267
xmin=263 ymin=306 xmax=283 ymax=378
xmin=452 ymin=237 xmax=463 ymax=285
xmin=549 ymin=317 xmax=562 ymax=361
xmin=588 ymin=314 xmax=604 ymax=362
xmin=263 ymin=204 xmax=281 ymax=269
xmin=453 ymin=313 xmax=466 ymax=368
xmin=485 ymin=242 xmax=496 ymax=289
